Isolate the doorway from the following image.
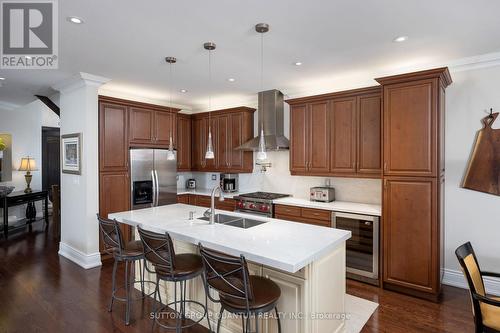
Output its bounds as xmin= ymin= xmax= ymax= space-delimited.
xmin=41 ymin=127 xmax=60 ymax=195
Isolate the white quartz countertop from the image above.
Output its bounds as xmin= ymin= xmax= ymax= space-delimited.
xmin=177 ymin=188 xmax=381 ymax=216
xmin=273 ymin=197 xmax=382 ymax=216
xmin=109 ymin=204 xmax=351 ymax=273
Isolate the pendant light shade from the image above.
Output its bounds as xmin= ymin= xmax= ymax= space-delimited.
xmin=256 ymin=128 xmax=267 ymax=161
xmin=205 ymin=131 xmax=215 ymax=159
xmin=165 ymin=56 xmax=176 ymax=161
xmin=204 ymin=42 xmax=216 ymax=160
xmin=255 ymin=23 xmax=269 ymax=162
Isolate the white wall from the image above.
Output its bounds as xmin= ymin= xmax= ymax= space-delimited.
xmin=0 ymin=101 xmax=57 ymax=221
xmin=445 ymin=65 xmax=500 ymax=274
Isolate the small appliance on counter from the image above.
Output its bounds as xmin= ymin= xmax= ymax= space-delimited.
xmin=220 ymin=173 xmax=238 ymax=193
xmin=186 ymin=179 xmax=196 ymax=189
xmin=310 ymin=186 xmax=335 ymax=202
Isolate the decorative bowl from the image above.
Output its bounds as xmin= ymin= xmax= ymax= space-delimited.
xmin=0 ymin=186 xmax=15 ymax=197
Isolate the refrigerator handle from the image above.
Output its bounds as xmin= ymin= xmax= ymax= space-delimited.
xmin=154 ymin=170 xmax=160 ymax=207
xmin=151 ymin=170 xmax=156 ymax=207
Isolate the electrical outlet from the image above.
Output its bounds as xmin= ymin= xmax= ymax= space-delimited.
xmin=211 ymin=174 xmax=217 ymax=181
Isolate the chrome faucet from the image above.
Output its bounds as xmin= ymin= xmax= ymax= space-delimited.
xmin=207 ymin=185 xmax=225 ymax=224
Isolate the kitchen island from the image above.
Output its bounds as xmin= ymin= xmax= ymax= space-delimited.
xmin=110 ymin=203 xmax=351 ymax=333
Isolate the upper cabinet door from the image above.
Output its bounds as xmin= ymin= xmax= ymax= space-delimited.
xmin=217 ymin=114 xmax=230 ymax=170
xmin=330 ymin=97 xmax=357 ymax=174
xmin=177 ymin=114 xmax=191 ymax=171
xmin=383 ymin=79 xmax=437 ymax=177
xmin=229 ymin=112 xmax=245 ymax=170
xmin=308 ymin=101 xmax=330 ymax=173
xmin=155 ymin=111 xmax=176 ymax=147
xmin=191 ymin=117 xmax=205 ymax=170
xmin=290 ymin=105 xmax=308 ymax=173
xmin=99 ymin=102 xmax=129 ymax=172
xmin=357 ymin=94 xmax=381 ymax=175
xmin=129 ymin=107 xmax=154 ymax=144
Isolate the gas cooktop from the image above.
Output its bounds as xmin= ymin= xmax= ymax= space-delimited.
xmin=237 ymin=192 xmax=290 ymax=200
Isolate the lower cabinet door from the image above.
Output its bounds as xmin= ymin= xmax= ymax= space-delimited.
xmin=262 ymin=268 xmax=306 ymax=333
xmin=99 ymin=172 xmax=131 ymax=247
xmin=383 ymin=177 xmax=438 ymax=295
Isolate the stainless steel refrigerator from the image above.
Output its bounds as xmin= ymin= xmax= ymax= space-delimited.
xmin=130 ymin=149 xmax=177 ymax=210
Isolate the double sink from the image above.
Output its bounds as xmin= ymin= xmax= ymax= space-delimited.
xmin=198 ymin=214 xmax=267 ymax=229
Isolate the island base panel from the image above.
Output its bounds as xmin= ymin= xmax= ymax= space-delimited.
xmin=134 ymin=237 xmax=346 ymax=333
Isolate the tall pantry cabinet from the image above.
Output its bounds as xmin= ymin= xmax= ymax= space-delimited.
xmin=376 ymin=68 xmax=452 ymax=301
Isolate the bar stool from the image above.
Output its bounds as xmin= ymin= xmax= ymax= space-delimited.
xmin=97 ymin=215 xmax=150 ymax=325
xmin=199 ymin=243 xmax=282 ymax=333
xmin=137 ymin=226 xmax=211 ymax=332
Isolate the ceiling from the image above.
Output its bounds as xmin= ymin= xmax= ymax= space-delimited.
xmin=1 ymin=0 xmax=500 ymax=110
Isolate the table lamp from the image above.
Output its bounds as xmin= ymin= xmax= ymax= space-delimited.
xmin=18 ymin=157 xmax=37 ymax=193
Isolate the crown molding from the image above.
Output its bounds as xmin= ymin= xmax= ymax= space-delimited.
xmin=98 ymin=87 xmax=192 ymax=112
xmin=448 ymin=51 xmax=500 ymax=73
xmin=52 ymin=72 xmax=111 ymax=94
xmin=0 ymin=100 xmax=21 ymax=111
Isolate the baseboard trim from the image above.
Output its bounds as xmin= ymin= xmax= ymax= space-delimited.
xmin=58 ymin=242 xmax=102 ymax=269
xmin=443 ymin=268 xmax=500 ymax=296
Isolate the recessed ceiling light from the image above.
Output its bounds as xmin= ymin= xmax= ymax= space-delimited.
xmin=227 ymin=78 xmax=236 ymax=82
xmin=393 ymin=36 xmax=408 ymax=43
xmin=293 ymin=62 xmax=303 ymax=66
xmin=0 ymin=77 xmax=5 ymax=80
xmin=67 ymin=16 xmax=84 ymax=24
xmin=180 ymin=89 xmax=188 ymax=93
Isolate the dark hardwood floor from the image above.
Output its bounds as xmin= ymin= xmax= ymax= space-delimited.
xmin=0 ymin=222 xmax=475 ymax=333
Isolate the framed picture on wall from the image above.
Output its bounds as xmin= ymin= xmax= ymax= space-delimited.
xmin=61 ymin=133 xmax=82 ymax=175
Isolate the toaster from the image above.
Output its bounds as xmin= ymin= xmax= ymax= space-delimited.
xmin=310 ymin=186 xmax=335 ymax=202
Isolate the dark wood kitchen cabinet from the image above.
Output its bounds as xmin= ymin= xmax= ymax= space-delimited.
xmin=382 ymin=177 xmax=439 ymax=295
xmin=289 ymin=101 xmax=330 ymax=173
xmin=191 ymin=107 xmax=254 ymax=173
xmin=99 ymin=101 xmax=129 ymax=172
xmin=330 ymin=97 xmax=357 ymax=174
xmin=289 ymin=104 xmax=308 ymax=173
xmin=357 ymin=93 xmax=382 ymax=175
xmin=98 ymin=172 xmax=131 ymax=246
xmin=287 ymin=86 xmax=381 ymax=178
xmin=381 ymin=80 xmax=437 ymax=177
xmin=176 ymin=113 xmax=192 ymax=171
xmin=98 ymin=96 xmax=180 ymax=256
xmin=129 ymin=107 xmax=178 ymax=148
xmin=376 ymin=67 xmax=451 ymax=301
xmin=274 ymin=204 xmax=331 ymax=228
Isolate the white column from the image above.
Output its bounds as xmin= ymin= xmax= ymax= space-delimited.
xmin=52 ymin=73 xmax=110 ymax=269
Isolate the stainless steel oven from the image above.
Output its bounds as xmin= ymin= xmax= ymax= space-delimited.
xmin=332 ymin=212 xmax=379 ymax=283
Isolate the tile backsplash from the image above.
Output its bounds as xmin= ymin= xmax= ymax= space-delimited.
xmin=178 ymin=150 xmax=381 ymax=204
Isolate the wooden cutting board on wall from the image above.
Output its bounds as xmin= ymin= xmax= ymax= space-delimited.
xmin=462 ymin=112 xmax=500 ymax=196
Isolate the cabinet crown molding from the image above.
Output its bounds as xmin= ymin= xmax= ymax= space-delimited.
xmin=192 ymin=106 xmax=256 ymax=118
xmin=375 ymin=67 xmax=452 ymax=87
xmin=98 ymin=95 xmax=181 ymax=113
xmin=285 ymin=86 xmax=381 ymax=105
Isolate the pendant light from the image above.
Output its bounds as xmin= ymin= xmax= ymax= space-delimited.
xmin=256 ymin=23 xmax=269 ymax=162
xmin=204 ymin=42 xmax=216 ymax=160
xmin=165 ymin=56 xmax=176 ymax=161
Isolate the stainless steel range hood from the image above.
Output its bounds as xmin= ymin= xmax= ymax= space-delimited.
xmin=236 ymin=89 xmax=289 ymax=151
